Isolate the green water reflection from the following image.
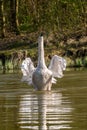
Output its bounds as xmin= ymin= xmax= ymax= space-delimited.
xmin=0 ymin=69 xmax=87 ymax=130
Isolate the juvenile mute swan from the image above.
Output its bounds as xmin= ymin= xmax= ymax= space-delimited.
xmin=21 ymin=34 xmax=66 ymax=90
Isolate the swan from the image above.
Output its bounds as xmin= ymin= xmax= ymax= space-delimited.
xmin=21 ymin=34 xmax=66 ymax=90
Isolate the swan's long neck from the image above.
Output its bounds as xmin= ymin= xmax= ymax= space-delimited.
xmin=38 ymin=36 xmax=46 ymax=68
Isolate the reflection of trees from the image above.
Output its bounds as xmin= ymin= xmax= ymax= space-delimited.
xmin=0 ymin=94 xmax=19 ymax=130
xmin=18 ymin=91 xmax=73 ymax=130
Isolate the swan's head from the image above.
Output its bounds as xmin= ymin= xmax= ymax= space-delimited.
xmin=40 ymin=32 xmax=44 ymax=36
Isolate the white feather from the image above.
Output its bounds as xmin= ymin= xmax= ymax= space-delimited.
xmin=48 ymin=55 xmax=66 ymax=78
xmin=21 ymin=58 xmax=35 ymax=85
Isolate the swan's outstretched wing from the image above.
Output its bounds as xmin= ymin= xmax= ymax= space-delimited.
xmin=21 ymin=58 xmax=35 ymax=85
xmin=48 ymin=55 xmax=66 ymax=78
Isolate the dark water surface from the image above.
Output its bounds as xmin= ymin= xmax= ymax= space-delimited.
xmin=0 ymin=69 xmax=87 ymax=130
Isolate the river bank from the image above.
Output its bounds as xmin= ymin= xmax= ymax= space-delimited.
xmin=0 ymin=32 xmax=87 ymax=71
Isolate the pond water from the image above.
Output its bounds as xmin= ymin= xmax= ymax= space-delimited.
xmin=0 ymin=69 xmax=87 ymax=130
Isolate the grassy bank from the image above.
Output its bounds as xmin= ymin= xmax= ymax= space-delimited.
xmin=0 ymin=32 xmax=87 ymax=70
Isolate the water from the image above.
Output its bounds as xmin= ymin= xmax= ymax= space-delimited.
xmin=0 ymin=69 xmax=87 ymax=130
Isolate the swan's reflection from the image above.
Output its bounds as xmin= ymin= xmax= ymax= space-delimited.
xmin=18 ymin=91 xmax=73 ymax=130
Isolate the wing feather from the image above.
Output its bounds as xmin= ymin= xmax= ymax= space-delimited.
xmin=48 ymin=55 xmax=66 ymax=78
xmin=21 ymin=58 xmax=35 ymax=85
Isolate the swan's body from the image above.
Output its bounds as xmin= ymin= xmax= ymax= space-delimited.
xmin=21 ymin=35 xmax=66 ymax=90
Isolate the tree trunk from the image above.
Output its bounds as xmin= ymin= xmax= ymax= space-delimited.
xmin=9 ymin=0 xmax=20 ymax=35
xmin=0 ymin=0 xmax=5 ymax=38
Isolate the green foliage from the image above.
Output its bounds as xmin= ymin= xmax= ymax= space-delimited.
xmin=75 ymin=58 xmax=83 ymax=67
xmin=0 ymin=0 xmax=86 ymax=36
xmin=84 ymin=57 xmax=87 ymax=67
